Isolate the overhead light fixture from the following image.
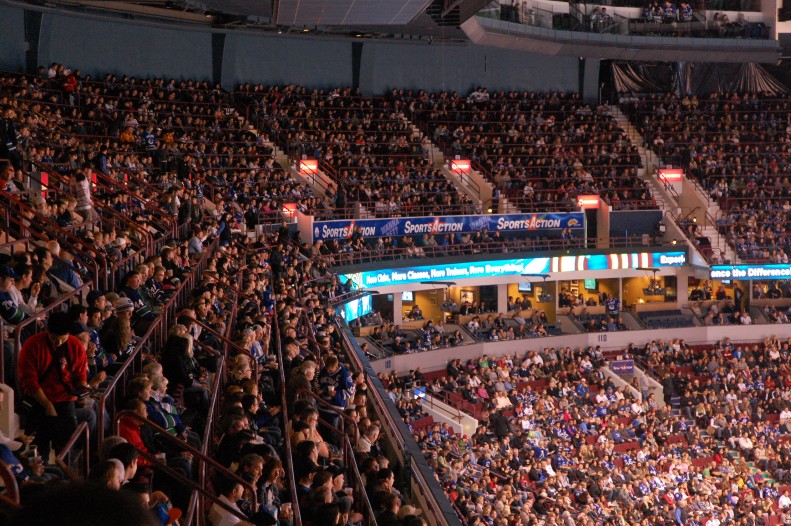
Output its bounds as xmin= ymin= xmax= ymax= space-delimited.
xmin=302 ymin=26 xmax=310 ymax=32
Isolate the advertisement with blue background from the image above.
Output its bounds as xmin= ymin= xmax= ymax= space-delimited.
xmin=610 ymin=360 xmax=635 ymax=376
xmin=341 ymin=251 xmax=688 ymax=289
xmin=711 ymin=264 xmax=791 ymax=281
xmin=313 ymin=213 xmax=584 ymax=241
xmin=337 ymin=295 xmax=372 ymax=322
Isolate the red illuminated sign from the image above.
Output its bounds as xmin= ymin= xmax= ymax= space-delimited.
xmin=577 ymin=195 xmax=600 ymax=209
xmin=281 ymin=203 xmax=297 ymax=218
xmin=299 ymin=160 xmax=318 ymax=175
xmin=450 ymin=160 xmax=471 ymax=174
xmin=658 ymin=168 xmax=683 ymax=183
xmin=40 ymin=171 xmax=49 ymax=199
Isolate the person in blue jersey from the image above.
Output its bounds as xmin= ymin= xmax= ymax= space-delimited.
xmin=0 ymin=265 xmax=26 ymax=325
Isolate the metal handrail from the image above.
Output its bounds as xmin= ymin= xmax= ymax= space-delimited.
xmin=112 ymin=410 xmax=256 ymax=524
xmin=56 ymin=421 xmax=90 ymax=481
xmin=5 ymin=281 xmax=93 ymax=385
xmin=96 ymin=315 xmax=160 ymax=446
xmin=300 ymin=310 xmax=324 ymax=365
xmin=189 ymin=358 xmax=226 ymax=526
xmin=327 ymin=236 xmax=675 ymax=268
xmin=336 ymin=322 xmax=460 ymax=526
xmin=96 ymin=238 xmax=218 ymax=445
xmin=272 ymin=309 xmax=302 ymax=526
xmin=0 ymin=459 xmax=21 ymax=509
xmin=0 ymin=192 xmax=105 ymax=287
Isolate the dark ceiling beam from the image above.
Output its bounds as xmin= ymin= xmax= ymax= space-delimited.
xmin=440 ymin=0 xmax=462 ymax=18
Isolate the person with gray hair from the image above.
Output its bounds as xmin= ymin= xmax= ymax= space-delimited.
xmin=99 ymin=435 xmax=128 ymax=462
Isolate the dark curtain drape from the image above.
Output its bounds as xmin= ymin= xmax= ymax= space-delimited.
xmin=611 ymin=62 xmax=675 ymax=93
xmin=612 ymin=61 xmax=788 ymax=95
xmin=676 ymin=62 xmax=788 ymax=95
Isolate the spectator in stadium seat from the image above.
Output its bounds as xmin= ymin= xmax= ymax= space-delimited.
xmin=188 ymin=227 xmax=206 ymax=256
xmin=18 ymin=311 xmax=89 ymax=460
xmin=34 ymin=244 xmax=82 ymax=291
xmin=317 ymin=354 xmax=353 ymax=442
xmin=0 ymin=161 xmax=13 ymax=191
xmin=100 ymin=297 xmax=135 ymax=361
xmin=0 ymin=265 xmax=27 ymax=326
xmin=208 ymin=475 xmax=249 ymax=526
xmin=160 ymin=331 xmax=209 ymax=412
xmin=121 ymin=271 xmax=158 ymax=324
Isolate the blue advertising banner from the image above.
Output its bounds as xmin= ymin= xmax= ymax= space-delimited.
xmin=711 ymin=264 xmax=791 ymax=281
xmin=312 ymin=213 xmax=584 ymax=241
xmin=610 ymin=360 xmax=635 ymax=376
xmin=340 ymin=250 xmax=687 ymax=289
xmin=337 ymin=295 xmax=372 ymax=322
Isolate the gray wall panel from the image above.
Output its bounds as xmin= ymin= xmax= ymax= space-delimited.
xmin=0 ymin=5 xmax=26 ymax=71
xmin=38 ymin=12 xmax=213 ymax=80
xmin=224 ymin=33 xmax=353 ymax=87
xmin=359 ymin=40 xmax=580 ymax=94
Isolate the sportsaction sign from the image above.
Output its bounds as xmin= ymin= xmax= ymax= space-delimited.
xmin=312 ymin=213 xmax=584 ymax=241
xmin=341 ymin=250 xmax=687 ymax=289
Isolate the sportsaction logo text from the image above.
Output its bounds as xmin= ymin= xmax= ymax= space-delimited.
xmin=496 ymin=217 xmax=563 ymax=230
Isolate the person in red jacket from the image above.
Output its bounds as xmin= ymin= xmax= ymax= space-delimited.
xmin=118 ymin=398 xmax=154 ymax=467
xmin=18 ymin=311 xmax=88 ymax=459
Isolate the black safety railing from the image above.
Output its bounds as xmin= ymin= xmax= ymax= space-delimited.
xmin=272 ymin=309 xmax=302 ymax=526
xmin=114 ymin=410 xmax=257 ymax=520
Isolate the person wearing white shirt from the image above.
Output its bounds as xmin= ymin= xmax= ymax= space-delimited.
xmin=779 ymin=491 xmax=791 ymax=509
xmin=208 ymin=478 xmax=252 ymax=526
xmin=9 ymin=280 xmax=38 ymax=316
xmin=738 ymin=435 xmax=754 ymax=452
xmin=781 ymin=409 xmax=791 ymax=432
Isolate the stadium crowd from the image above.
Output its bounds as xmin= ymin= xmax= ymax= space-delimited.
xmin=8 ymin=61 xmax=791 ymax=526
xmin=621 ymin=92 xmax=791 ymax=263
xmin=404 ymin=88 xmax=653 ymax=213
xmin=235 ymin=85 xmax=478 ymax=219
xmin=383 ymin=338 xmax=791 ymax=526
xmin=0 ymin=64 xmax=432 ymax=526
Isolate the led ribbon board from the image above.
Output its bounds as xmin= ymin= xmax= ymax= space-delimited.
xmin=711 ymin=264 xmax=791 ymax=281
xmin=341 ymin=251 xmax=687 ymax=289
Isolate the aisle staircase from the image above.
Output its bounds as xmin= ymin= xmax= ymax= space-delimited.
xmin=612 ymin=107 xmax=738 ymax=264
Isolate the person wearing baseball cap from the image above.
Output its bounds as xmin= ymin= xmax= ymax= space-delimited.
xmin=0 ymin=264 xmax=26 ymax=325
xmin=17 ymin=311 xmax=89 ymax=460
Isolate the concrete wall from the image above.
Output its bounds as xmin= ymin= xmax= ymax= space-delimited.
xmin=370 ymin=322 xmax=791 ymax=375
xmin=424 ymin=394 xmax=479 ymax=436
